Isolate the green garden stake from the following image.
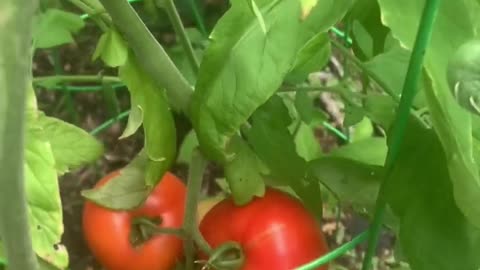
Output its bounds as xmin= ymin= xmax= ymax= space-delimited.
xmin=361 ymin=0 xmax=442 ymax=270
xmin=295 ymin=230 xmax=370 ymax=270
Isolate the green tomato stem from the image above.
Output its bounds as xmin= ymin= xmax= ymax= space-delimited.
xmin=131 ymin=217 xmax=184 ymax=237
xmin=331 ymin=38 xmax=428 ymax=128
xmin=183 ymin=149 xmax=209 ymax=270
xmin=33 ymin=75 xmax=122 ymax=85
xmin=207 ymin=241 xmax=245 ymax=270
xmin=98 ymin=0 xmax=194 ymax=113
xmin=160 ymin=0 xmax=200 ymax=73
xmin=361 ymin=0 xmax=442 ymax=270
xmin=67 ymin=0 xmax=109 ymax=31
xmin=0 ymin=0 xmax=39 ymax=269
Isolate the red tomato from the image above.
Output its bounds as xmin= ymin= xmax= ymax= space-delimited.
xmin=199 ymin=188 xmax=329 ymax=270
xmin=82 ymin=170 xmax=187 ymax=270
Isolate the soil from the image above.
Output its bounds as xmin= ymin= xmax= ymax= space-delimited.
xmin=31 ymin=3 xmax=396 ymax=270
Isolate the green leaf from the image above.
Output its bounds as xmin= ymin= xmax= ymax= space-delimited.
xmin=286 ymin=33 xmax=331 ymax=83
xmin=38 ymin=114 xmax=103 ymax=175
xmin=378 ymin=0 xmax=480 ymax=228
xmin=167 ymin=45 xmax=204 ymax=85
xmin=294 ymin=90 xmax=313 ymax=123
xmin=351 ymin=20 xmax=374 ymax=59
xmin=119 ymin=54 xmax=176 ymax=187
xmin=224 ymin=136 xmax=266 ymax=205
xmin=245 ymin=95 xmax=322 ymax=214
xmin=343 ymin=102 xmax=365 ymax=127
xmin=364 ymin=40 xmax=425 ymax=107
xmin=294 ymin=122 xmax=323 ymax=161
xmin=177 ymin=130 xmax=199 ymax=164
xmin=191 ymin=0 xmax=353 ymax=162
xmin=308 ymin=157 xmax=382 ymax=210
xmin=33 ymin=9 xmax=85 ymax=49
xmin=247 ymin=0 xmax=267 ymax=33
xmin=293 ymin=90 xmax=328 ymax=126
xmin=92 ymin=29 xmax=129 ymax=67
xmin=82 ymin=151 xmax=151 ymax=210
xmin=329 ymin=137 xmax=387 ymax=166
xmin=348 ymin=0 xmax=390 ymax=61
xmin=25 ymin=115 xmax=68 ymax=268
xmin=363 ymin=94 xmax=396 ymax=129
xmin=349 ymin=117 xmax=374 ymax=142
xmin=385 ymin=119 xmax=480 ymax=270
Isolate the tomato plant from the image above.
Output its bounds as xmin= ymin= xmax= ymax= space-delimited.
xmin=82 ymin=170 xmax=187 ymax=270
xmin=3 ymin=0 xmax=480 ymax=270
xmin=199 ymin=188 xmax=329 ymax=270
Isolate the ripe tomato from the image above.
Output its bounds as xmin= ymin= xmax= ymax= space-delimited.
xmin=199 ymin=188 xmax=329 ymax=270
xmin=82 ymin=170 xmax=187 ymax=270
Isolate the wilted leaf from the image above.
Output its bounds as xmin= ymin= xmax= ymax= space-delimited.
xmin=81 ymin=151 xmax=151 ymax=210
xmin=119 ymin=54 xmax=176 ymax=187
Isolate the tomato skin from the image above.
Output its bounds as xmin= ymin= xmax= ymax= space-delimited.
xmin=82 ymin=170 xmax=187 ymax=270
xmin=199 ymin=188 xmax=329 ymax=270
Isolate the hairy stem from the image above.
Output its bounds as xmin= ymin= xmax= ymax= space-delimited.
xmin=98 ymin=0 xmax=193 ymax=113
xmin=183 ymin=149 xmax=208 ymax=270
xmin=160 ymin=0 xmax=200 ymax=73
xmin=0 ymin=0 xmax=39 ymax=269
xmin=361 ymin=0 xmax=442 ymax=269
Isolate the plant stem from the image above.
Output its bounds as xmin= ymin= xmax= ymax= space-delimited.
xmin=98 ymin=0 xmax=194 ymax=113
xmin=183 ymin=149 xmax=209 ymax=270
xmin=68 ymin=0 xmax=109 ymax=31
xmin=51 ymin=49 xmax=79 ymax=124
xmin=0 ymin=0 xmax=39 ymax=269
xmin=361 ymin=1 xmax=442 ymax=270
xmin=186 ymin=0 xmax=208 ymax=36
xmin=132 ymin=217 xmax=185 ymax=237
xmin=33 ymin=75 xmax=122 ymax=85
xmin=89 ymin=110 xmax=130 ymax=135
xmin=331 ymin=39 xmax=400 ymax=103
xmin=331 ymin=39 xmax=428 ymax=128
xmin=160 ymin=0 xmax=200 ymax=73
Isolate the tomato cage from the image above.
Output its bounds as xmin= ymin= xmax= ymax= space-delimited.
xmin=0 ymin=0 xmax=443 ymax=269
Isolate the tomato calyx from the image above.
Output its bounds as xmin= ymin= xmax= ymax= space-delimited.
xmin=199 ymin=241 xmax=245 ymax=270
xmin=130 ymin=216 xmax=184 ymax=247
